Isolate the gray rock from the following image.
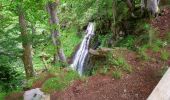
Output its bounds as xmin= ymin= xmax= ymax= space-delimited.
xmin=24 ymin=88 xmax=50 ymax=100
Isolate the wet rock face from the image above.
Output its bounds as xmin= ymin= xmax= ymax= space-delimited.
xmin=24 ymin=88 xmax=50 ymax=100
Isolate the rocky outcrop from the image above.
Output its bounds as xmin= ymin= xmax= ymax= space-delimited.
xmin=83 ymin=48 xmax=113 ymax=73
xmin=89 ymin=48 xmax=113 ymax=57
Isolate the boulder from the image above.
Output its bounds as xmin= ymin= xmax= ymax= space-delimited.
xmin=24 ymin=88 xmax=50 ymax=100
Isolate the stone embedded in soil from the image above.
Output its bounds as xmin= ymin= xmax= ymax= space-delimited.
xmin=24 ymin=88 xmax=50 ymax=100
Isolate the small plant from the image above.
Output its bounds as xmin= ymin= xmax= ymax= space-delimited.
xmin=151 ymin=39 xmax=164 ymax=52
xmin=137 ymin=46 xmax=150 ymax=60
xmin=112 ymin=70 xmax=122 ymax=79
xmin=112 ymin=57 xmax=126 ymax=67
xmin=152 ymin=45 xmax=161 ymax=52
xmin=107 ymin=51 xmax=132 ymax=78
xmin=161 ymin=50 xmax=170 ymax=61
xmin=123 ymin=64 xmax=132 ymax=73
xmin=99 ymin=65 xmax=109 ymax=75
xmin=91 ymin=68 xmax=97 ymax=76
xmin=116 ymin=35 xmax=135 ymax=50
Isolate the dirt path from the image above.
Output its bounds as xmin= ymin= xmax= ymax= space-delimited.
xmin=51 ymin=7 xmax=170 ymax=100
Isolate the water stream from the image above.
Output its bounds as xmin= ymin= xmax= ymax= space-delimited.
xmin=70 ymin=22 xmax=95 ymax=75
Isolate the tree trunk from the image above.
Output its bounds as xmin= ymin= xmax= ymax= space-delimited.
xmin=46 ymin=1 xmax=66 ymax=63
xmin=18 ymin=7 xmax=34 ymax=78
xmin=141 ymin=0 xmax=159 ymax=16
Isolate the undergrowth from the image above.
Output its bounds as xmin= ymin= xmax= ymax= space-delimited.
xmin=107 ymin=51 xmax=132 ymax=73
xmin=41 ymin=68 xmax=80 ymax=93
xmin=61 ymin=28 xmax=81 ymax=57
xmin=87 ymin=49 xmax=132 ymax=79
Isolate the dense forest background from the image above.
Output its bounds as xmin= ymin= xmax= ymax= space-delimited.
xmin=0 ymin=0 xmax=170 ymax=99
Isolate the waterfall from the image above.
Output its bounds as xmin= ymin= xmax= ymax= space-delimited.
xmin=70 ymin=22 xmax=95 ymax=75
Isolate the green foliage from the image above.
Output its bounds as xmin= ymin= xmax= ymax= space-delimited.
xmin=150 ymin=39 xmax=164 ymax=52
xmin=48 ymin=66 xmax=62 ymax=75
xmin=107 ymin=51 xmax=132 ymax=73
xmin=160 ymin=50 xmax=170 ymax=61
xmin=0 ymin=56 xmax=24 ymax=92
xmin=137 ymin=45 xmax=150 ymax=60
xmin=99 ymin=65 xmax=109 ymax=75
xmin=64 ymin=70 xmax=80 ymax=82
xmin=84 ymin=65 xmax=98 ymax=76
xmin=151 ymin=44 xmax=161 ymax=52
xmin=42 ymin=77 xmax=67 ymax=93
xmin=116 ymin=35 xmax=136 ymax=49
xmin=0 ymin=93 xmax=6 ymax=100
xmin=98 ymin=34 xmax=112 ymax=47
xmin=61 ymin=29 xmax=81 ymax=57
xmin=112 ymin=70 xmax=122 ymax=79
xmin=42 ymin=69 xmax=79 ymax=93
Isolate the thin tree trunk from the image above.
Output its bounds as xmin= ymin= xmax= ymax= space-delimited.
xmin=46 ymin=1 xmax=66 ymax=63
xmin=18 ymin=6 xmax=34 ymax=78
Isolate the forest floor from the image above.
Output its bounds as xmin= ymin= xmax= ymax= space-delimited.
xmin=50 ymin=7 xmax=170 ymax=100
xmin=5 ymin=7 xmax=170 ymax=100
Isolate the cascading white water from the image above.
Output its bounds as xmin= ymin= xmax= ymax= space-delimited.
xmin=70 ymin=22 xmax=95 ymax=75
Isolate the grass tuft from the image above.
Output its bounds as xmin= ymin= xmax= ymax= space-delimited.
xmin=160 ymin=49 xmax=170 ymax=61
xmin=112 ymin=70 xmax=122 ymax=79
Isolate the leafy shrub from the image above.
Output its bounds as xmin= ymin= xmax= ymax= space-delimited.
xmin=116 ymin=35 xmax=136 ymax=49
xmin=0 ymin=56 xmax=23 ymax=92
